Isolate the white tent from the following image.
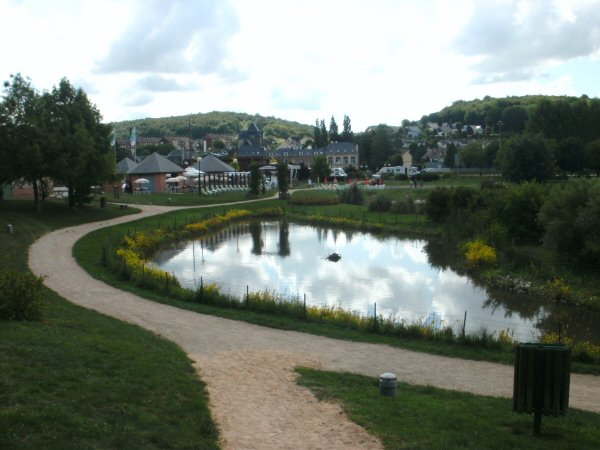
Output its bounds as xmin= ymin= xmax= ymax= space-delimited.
xmin=183 ymin=167 xmax=201 ymax=178
xmin=134 ymin=178 xmax=149 ymax=184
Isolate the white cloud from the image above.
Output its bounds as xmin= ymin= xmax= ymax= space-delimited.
xmin=1 ymin=0 xmax=599 ymax=130
xmin=454 ymin=0 xmax=600 ymax=85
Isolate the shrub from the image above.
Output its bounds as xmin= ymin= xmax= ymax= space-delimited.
xmin=391 ymin=195 xmax=416 ymax=214
xmin=418 ymin=172 xmax=440 ymax=182
xmin=424 ymin=187 xmax=451 ymax=223
xmin=368 ymin=192 xmax=392 ymax=212
xmin=463 ymin=239 xmax=497 ymax=268
xmin=338 ymin=183 xmax=364 ymax=205
xmin=0 ymin=271 xmax=44 ymax=321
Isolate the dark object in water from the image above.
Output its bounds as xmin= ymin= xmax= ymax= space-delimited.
xmin=326 ymin=253 xmax=341 ymax=262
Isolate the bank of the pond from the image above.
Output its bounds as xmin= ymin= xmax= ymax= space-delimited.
xmin=74 ymin=201 xmax=600 ymax=373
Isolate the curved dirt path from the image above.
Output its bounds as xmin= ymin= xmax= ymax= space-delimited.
xmin=29 ymin=204 xmax=600 ymax=449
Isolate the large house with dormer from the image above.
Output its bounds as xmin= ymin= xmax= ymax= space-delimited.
xmin=236 ymin=122 xmax=359 ymax=171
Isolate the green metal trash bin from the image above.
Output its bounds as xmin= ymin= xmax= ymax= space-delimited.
xmin=379 ymin=372 xmax=398 ymax=397
xmin=100 ymin=196 xmax=107 ymax=208
xmin=513 ymin=343 xmax=571 ymax=434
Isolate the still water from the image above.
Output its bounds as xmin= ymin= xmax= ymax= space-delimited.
xmin=152 ymin=220 xmax=599 ymax=343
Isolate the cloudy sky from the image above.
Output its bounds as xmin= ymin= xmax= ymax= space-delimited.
xmin=2 ymin=0 xmax=599 ymax=131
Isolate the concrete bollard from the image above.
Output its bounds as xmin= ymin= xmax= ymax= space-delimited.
xmin=379 ymin=372 xmax=397 ymax=397
xmin=6 ymin=224 xmax=13 ymax=233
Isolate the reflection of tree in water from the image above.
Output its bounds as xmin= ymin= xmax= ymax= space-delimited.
xmin=278 ymin=220 xmax=290 ymax=257
xmin=249 ymin=221 xmax=263 ymax=255
xmin=424 ymin=239 xmax=457 ymax=271
xmin=485 ymin=288 xmax=600 ymax=344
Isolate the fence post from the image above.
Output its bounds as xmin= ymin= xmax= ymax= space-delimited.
xmin=246 ymin=285 xmax=249 ymax=308
xmin=462 ymin=310 xmax=467 ymax=338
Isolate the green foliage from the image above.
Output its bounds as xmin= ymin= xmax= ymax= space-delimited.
xmin=498 ymin=133 xmax=555 ymax=182
xmin=113 ymin=111 xmax=312 ymax=143
xmin=585 ymin=139 xmax=600 ymax=175
xmin=460 ymin=141 xmax=486 ymax=168
xmin=0 ymin=271 xmax=44 ymax=320
xmin=527 ymin=96 xmax=600 ymax=143
xmin=248 ymin=163 xmax=261 ymax=196
xmin=444 ymin=142 xmax=457 ymax=168
xmin=424 ymin=187 xmax=452 ymax=223
xmin=338 ymin=183 xmax=364 ymax=205
xmin=539 ymin=178 xmax=600 ymax=263
xmin=391 ymin=194 xmax=416 ymax=214
xmin=498 ymin=181 xmax=545 ymax=244
xmin=556 ymin=136 xmax=585 ymax=175
xmin=311 ymin=154 xmax=330 ymax=182
xmin=368 ymin=191 xmax=392 ymax=212
xmin=290 ymin=190 xmax=340 ymax=206
xmin=276 ymin=162 xmax=290 ymax=196
xmin=418 ymin=172 xmax=440 ymax=182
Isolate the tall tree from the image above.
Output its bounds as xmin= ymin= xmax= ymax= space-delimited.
xmin=498 ymin=133 xmax=555 ymax=183
xmin=556 ymin=137 xmax=585 ymax=176
xmin=319 ymin=119 xmax=328 ymax=147
xmin=1 ymin=74 xmax=47 ymax=210
xmin=44 ymin=78 xmax=114 ymax=208
xmin=313 ymin=119 xmax=322 ymax=148
xmin=341 ymin=115 xmax=353 ymax=142
xmin=371 ymin=125 xmax=393 ymax=169
xmin=329 ymin=115 xmax=339 ymax=142
xmin=444 ymin=142 xmax=457 ymax=168
xmin=460 ymin=142 xmax=486 ymax=168
xmin=311 ymin=154 xmax=330 ymax=182
xmin=585 ymin=139 xmax=600 ymax=176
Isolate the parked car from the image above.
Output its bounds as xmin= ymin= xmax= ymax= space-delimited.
xmin=330 ymin=168 xmax=347 ymax=178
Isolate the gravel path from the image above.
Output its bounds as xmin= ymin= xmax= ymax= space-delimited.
xmin=28 ymin=204 xmax=600 ymax=449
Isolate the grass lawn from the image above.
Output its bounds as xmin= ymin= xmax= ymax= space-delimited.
xmin=0 ymin=199 xmax=219 ymax=449
xmin=296 ymin=368 xmax=600 ymax=450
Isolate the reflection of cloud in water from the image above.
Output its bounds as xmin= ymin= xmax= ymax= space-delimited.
xmin=153 ymin=221 xmax=541 ymax=340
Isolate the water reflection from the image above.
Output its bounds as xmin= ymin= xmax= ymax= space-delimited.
xmin=151 ymin=220 xmax=600 ymax=343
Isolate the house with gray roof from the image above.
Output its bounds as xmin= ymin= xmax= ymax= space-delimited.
xmin=128 ymin=152 xmax=184 ymax=193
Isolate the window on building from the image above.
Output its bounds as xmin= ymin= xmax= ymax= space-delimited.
xmin=351 ymin=156 xmax=356 ymax=164
xmin=343 ymin=157 xmax=348 ymax=164
xmin=335 ymin=157 xmax=340 ymax=163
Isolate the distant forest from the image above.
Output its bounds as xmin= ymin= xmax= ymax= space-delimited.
xmin=111 ymin=111 xmax=313 ymax=145
xmin=420 ymin=95 xmax=600 ymax=143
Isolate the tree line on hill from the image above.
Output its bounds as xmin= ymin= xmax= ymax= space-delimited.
xmin=112 ymin=111 xmax=313 ymax=148
xmin=0 ymin=74 xmax=114 ymax=210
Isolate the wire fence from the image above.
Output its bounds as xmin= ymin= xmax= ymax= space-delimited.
xmin=187 ymin=276 xmax=542 ymax=343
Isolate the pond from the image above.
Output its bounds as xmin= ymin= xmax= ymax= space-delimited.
xmin=152 ymin=220 xmax=600 ymax=343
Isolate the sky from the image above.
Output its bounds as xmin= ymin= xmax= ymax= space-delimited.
xmin=2 ymin=0 xmax=600 ymax=132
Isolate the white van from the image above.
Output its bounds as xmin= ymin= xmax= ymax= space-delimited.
xmin=330 ymin=167 xmax=347 ymax=178
xmin=377 ymin=166 xmax=419 ymax=177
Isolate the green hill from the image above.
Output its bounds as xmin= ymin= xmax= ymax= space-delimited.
xmin=110 ymin=111 xmax=313 ymax=144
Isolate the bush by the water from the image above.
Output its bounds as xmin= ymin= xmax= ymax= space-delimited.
xmin=0 ymin=271 xmax=44 ymax=320
xmin=368 ymin=192 xmax=392 ymax=212
xmin=338 ymin=183 xmax=364 ymax=205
